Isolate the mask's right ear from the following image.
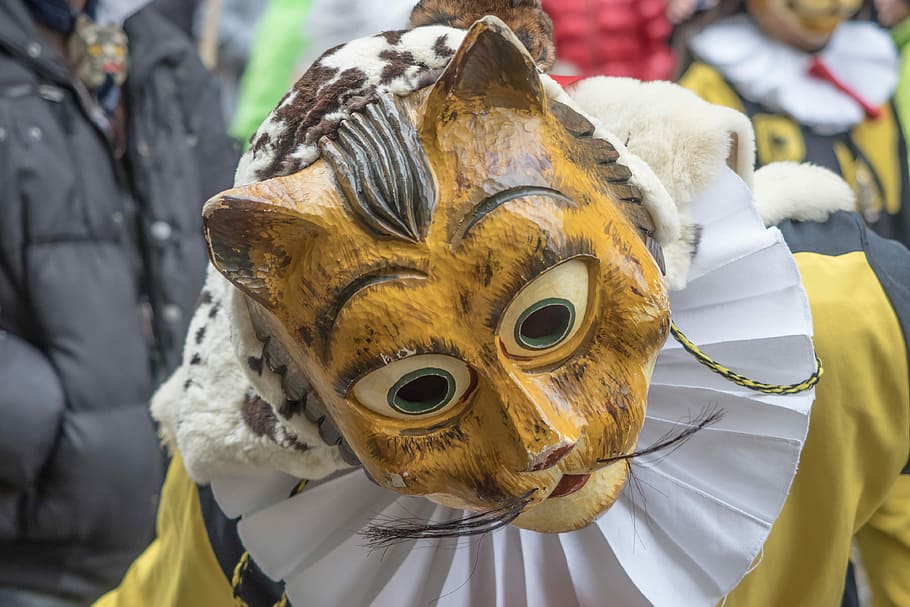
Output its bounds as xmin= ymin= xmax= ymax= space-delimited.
xmin=203 ymin=176 xmax=323 ymax=310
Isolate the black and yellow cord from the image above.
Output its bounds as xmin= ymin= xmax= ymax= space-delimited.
xmin=231 ymin=551 xmax=251 ymax=607
xmin=670 ymin=321 xmax=823 ymax=395
xmin=231 ymin=480 xmax=309 ymax=607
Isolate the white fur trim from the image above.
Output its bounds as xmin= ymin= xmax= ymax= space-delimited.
xmin=563 ymin=77 xmax=756 ymax=290
xmin=240 ymin=26 xmax=466 ymax=186
xmin=567 ymin=77 xmax=756 ymax=201
xmin=753 ymin=162 xmax=856 ymax=227
xmin=151 ymin=267 xmax=349 ymax=483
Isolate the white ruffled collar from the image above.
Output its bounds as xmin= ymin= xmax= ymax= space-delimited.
xmin=689 ymin=15 xmax=898 ymax=134
xmin=209 ymin=166 xmax=818 ymax=607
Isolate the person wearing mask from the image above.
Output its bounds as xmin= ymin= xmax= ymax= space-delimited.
xmin=91 ymin=2 xmax=909 ymax=606
xmin=0 ymin=0 xmax=237 ymax=605
xmin=677 ymin=0 xmax=910 ymax=247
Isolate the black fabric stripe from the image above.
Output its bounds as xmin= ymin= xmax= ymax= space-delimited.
xmin=847 ymin=218 xmax=910 ymax=476
xmin=841 ymin=561 xmax=860 ymax=607
xmin=777 ymin=210 xmax=864 ymax=256
xmin=778 ymin=211 xmax=910 ymax=475
xmin=196 ymin=484 xmax=286 ymax=607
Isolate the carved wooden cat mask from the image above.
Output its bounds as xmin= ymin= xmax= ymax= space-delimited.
xmin=203 ymin=18 xmax=669 ymax=533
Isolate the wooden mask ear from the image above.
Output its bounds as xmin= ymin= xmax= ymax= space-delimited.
xmin=203 ymin=181 xmax=320 ymax=310
xmin=424 ymin=15 xmax=546 ymax=119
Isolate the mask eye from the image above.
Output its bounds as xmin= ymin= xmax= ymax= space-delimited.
xmin=514 ymin=298 xmax=575 ymax=350
xmin=499 ymin=259 xmax=590 ymax=359
xmin=352 ymin=355 xmax=473 ymax=420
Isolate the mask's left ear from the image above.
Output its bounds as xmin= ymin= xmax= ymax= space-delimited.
xmin=422 ymin=15 xmax=547 ymax=129
xmin=203 ymin=176 xmax=324 ymax=311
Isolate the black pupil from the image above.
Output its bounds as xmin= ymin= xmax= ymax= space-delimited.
xmin=397 ymin=375 xmax=449 ymax=409
xmin=521 ymin=304 xmax=571 ymax=343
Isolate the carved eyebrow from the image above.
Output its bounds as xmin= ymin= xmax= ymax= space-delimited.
xmin=335 ymin=336 xmax=467 ymax=396
xmin=324 ymin=266 xmax=428 ymax=343
xmin=451 ymin=186 xmax=576 ymax=246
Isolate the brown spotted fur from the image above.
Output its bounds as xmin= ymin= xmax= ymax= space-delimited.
xmin=409 ymin=0 xmax=555 ymax=69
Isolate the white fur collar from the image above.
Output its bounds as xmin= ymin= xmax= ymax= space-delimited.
xmin=690 ymin=15 xmax=898 ymax=134
xmin=151 ymin=269 xmax=350 ymax=483
xmin=752 ymin=161 xmax=856 ymax=226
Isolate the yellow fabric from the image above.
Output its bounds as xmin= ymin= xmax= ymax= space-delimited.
xmin=677 ymin=62 xmax=746 ymax=113
xmin=93 ymin=454 xmax=236 ymax=607
xmin=851 ymin=105 xmax=902 ymax=216
xmin=834 ymin=140 xmax=858 ymax=190
xmin=725 ymin=251 xmax=910 ymax=606
xmin=856 ymin=476 xmax=910 ymax=607
xmin=752 ymin=113 xmax=805 ymax=165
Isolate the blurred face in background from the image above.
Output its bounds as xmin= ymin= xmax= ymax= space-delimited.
xmin=746 ymin=0 xmax=862 ymax=50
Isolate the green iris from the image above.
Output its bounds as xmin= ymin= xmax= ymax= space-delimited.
xmin=514 ymin=297 xmax=576 ymax=350
xmin=388 ymin=368 xmax=457 ymax=415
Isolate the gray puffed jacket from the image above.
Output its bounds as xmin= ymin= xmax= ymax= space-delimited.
xmin=0 ymin=0 xmax=237 ymax=600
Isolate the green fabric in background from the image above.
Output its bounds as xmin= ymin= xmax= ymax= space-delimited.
xmin=230 ymin=0 xmax=314 ymax=145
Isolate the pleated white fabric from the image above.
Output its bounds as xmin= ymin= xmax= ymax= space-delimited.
xmin=210 ymin=166 xmax=817 ymax=606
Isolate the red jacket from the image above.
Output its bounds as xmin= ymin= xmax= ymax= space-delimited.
xmin=542 ymin=0 xmax=675 ymax=81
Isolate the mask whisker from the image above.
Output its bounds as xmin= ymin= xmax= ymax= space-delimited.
xmin=361 ymin=489 xmax=536 ymax=550
xmin=597 ymin=405 xmax=724 ymax=466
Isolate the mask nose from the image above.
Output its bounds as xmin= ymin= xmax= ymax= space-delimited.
xmin=494 ymin=374 xmax=581 ymax=472
xmin=528 ymin=442 xmax=576 ymax=471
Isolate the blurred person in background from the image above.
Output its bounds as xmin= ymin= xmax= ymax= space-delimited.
xmin=194 ymin=0 xmax=269 ymax=121
xmin=149 ymin=0 xmax=201 ymax=35
xmin=0 ymin=0 xmax=237 ymax=605
xmin=230 ymin=0 xmax=420 ymax=145
xmin=676 ymin=0 xmax=910 ymax=247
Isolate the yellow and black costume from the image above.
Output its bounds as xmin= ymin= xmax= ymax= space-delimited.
xmin=680 ymin=14 xmax=910 ymax=248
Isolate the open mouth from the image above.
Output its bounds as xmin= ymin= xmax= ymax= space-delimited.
xmin=547 ymin=473 xmax=592 ymax=499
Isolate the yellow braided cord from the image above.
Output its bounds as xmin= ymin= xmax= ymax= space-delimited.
xmin=231 ymin=551 xmax=251 ymax=607
xmin=231 ymin=484 xmax=304 ymax=607
xmin=670 ymin=322 xmax=823 ymax=394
